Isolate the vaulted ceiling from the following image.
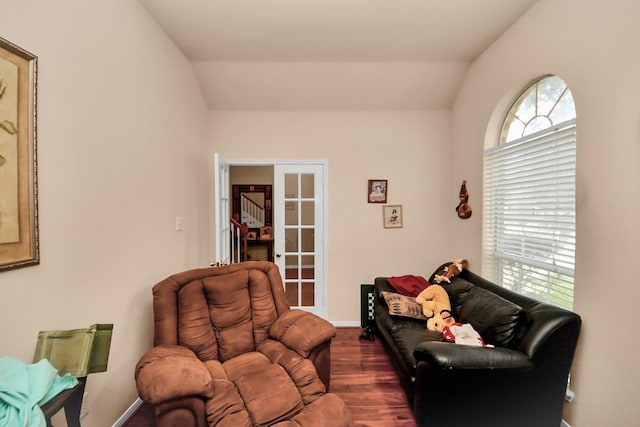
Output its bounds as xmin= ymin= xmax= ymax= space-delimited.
xmin=138 ymin=0 xmax=538 ymax=110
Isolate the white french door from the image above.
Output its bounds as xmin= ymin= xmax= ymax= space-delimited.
xmin=274 ymin=163 xmax=327 ymax=317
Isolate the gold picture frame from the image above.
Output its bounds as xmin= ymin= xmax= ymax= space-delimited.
xmin=383 ymin=205 xmax=403 ymax=229
xmin=0 ymin=36 xmax=38 ymax=271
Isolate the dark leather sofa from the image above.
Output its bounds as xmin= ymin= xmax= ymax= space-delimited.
xmin=374 ymin=262 xmax=581 ymax=427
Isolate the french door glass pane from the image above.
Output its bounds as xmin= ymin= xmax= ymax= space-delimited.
xmin=285 ymin=201 xmax=298 ymax=226
xmin=302 ymin=282 xmax=314 ymax=306
xmin=285 ymin=174 xmax=298 ymax=198
xmin=301 ymin=174 xmax=314 ymax=198
xmin=285 ymin=228 xmax=298 ymax=252
xmin=301 ymin=255 xmax=314 ymax=279
xmin=301 ymin=201 xmax=314 ymax=225
xmin=285 ymin=283 xmax=298 ymax=307
xmin=301 ymin=229 xmax=314 ymax=252
xmin=285 ymin=255 xmax=299 ymax=279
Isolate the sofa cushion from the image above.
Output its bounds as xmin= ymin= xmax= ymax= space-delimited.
xmin=382 ymin=291 xmax=428 ymax=320
xmin=458 ymin=286 xmax=523 ymax=348
xmin=390 ymin=327 xmax=443 ymax=374
xmin=258 ymin=339 xmax=326 ymax=405
xmin=237 ymin=363 xmax=304 ymax=425
xmin=204 ymin=269 xmax=256 ymax=361
xmin=442 ymin=276 xmax=475 ymax=317
xmin=206 ymin=352 xmax=305 ymax=426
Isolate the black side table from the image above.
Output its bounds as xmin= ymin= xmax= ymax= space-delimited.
xmin=41 ymin=376 xmax=87 ymax=427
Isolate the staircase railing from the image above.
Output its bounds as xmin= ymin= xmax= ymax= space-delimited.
xmin=230 ymin=218 xmax=248 ymax=263
xmin=241 ymin=194 xmax=265 ymax=228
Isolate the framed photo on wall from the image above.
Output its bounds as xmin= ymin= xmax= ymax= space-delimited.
xmin=259 ymin=226 xmax=272 ymax=240
xmin=0 ymin=37 xmax=38 ymax=271
xmin=383 ymin=205 xmax=403 ymax=228
xmin=368 ymin=179 xmax=387 ymax=203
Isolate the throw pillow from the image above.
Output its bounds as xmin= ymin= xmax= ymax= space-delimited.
xmin=381 ymin=291 xmax=427 ymax=321
xmin=387 ymin=275 xmax=430 ymax=297
xmin=458 ymin=286 xmax=523 ymax=347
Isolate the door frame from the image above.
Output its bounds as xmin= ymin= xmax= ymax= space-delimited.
xmin=215 ymin=157 xmax=329 ymax=318
xmin=214 ymin=153 xmax=230 ymax=263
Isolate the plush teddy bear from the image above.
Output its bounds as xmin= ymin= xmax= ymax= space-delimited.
xmin=415 ymin=284 xmax=456 ymax=332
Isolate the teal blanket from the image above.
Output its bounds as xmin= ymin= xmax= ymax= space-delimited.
xmin=0 ymin=356 xmax=78 ymax=427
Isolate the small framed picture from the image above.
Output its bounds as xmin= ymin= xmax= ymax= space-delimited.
xmin=383 ymin=205 xmax=403 ymax=228
xmin=368 ymin=179 xmax=388 ymax=203
xmin=260 ymin=226 xmax=272 ymax=240
xmin=247 ymin=230 xmax=258 ymax=240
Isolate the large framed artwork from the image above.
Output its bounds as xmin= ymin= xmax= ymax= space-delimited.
xmin=0 ymin=37 xmax=38 ymax=271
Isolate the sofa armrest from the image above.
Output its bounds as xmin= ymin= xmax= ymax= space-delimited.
xmin=135 ymin=345 xmax=213 ymax=404
xmin=414 ymin=341 xmax=534 ymax=371
xmin=270 ymin=309 xmax=336 ymax=357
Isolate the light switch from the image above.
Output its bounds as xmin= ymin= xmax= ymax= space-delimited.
xmin=175 ymin=216 xmax=183 ymax=231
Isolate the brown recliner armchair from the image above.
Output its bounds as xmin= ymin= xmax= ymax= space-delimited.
xmin=135 ymin=261 xmax=353 ymax=427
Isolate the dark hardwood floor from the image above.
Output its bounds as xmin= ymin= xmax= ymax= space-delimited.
xmin=123 ymin=327 xmax=416 ymax=426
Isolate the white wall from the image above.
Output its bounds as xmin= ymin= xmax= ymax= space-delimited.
xmin=450 ymin=0 xmax=640 ymax=425
xmin=0 ymin=1 xmax=209 ymax=425
xmin=209 ymin=110 xmax=453 ymax=321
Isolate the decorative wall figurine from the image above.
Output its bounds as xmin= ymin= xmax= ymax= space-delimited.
xmin=456 ymin=180 xmax=472 ymax=219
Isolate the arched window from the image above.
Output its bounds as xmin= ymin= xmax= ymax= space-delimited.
xmin=483 ymin=75 xmax=576 ymax=309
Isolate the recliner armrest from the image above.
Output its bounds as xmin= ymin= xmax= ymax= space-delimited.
xmin=414 ymin=341 xmax=534 ymax=371
xmin=135 ymin=345 xmax=213 ymax=404
xmin=270 ymin=309 xmax=336 ymax=357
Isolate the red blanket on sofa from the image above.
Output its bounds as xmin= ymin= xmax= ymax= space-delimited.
xmin=387 ymin=275 xmax=430 ymax=297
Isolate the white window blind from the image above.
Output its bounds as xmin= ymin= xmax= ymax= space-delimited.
xmin=483 ymin=121 xmax=576 ymax=309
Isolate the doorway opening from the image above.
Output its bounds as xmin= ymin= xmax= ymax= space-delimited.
xmin=214 ymin=156 xmax=328 ymax=318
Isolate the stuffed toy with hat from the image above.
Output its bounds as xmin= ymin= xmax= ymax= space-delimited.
xmin=442 ymin=323 xmax=494 ymax=347
xmin=433 ymin=258 xmax=469 ymax=284
xmin=415 ymin=284 xmax=456 ymax=332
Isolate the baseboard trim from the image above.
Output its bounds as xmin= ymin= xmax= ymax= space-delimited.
xmin=112 ymin=397 xmax=143 ymax=427
xmin=331 ymin=321 xmax=360 ymax=327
